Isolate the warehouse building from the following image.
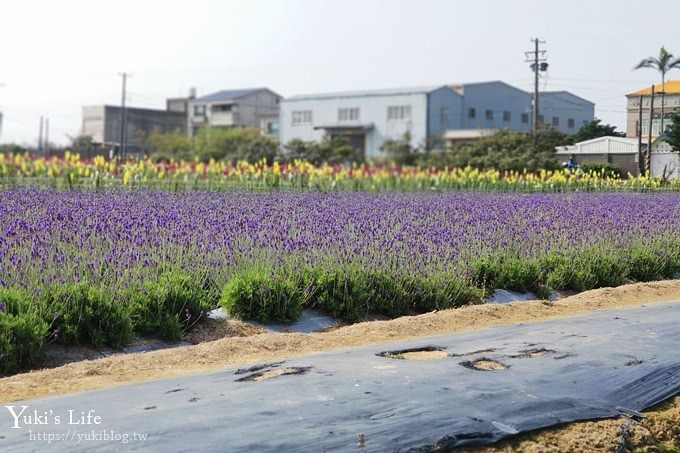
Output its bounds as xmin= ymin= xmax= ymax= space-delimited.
xmin=280 ymin=85 xmax=461 ymax=158
xmin=280 ymin=81 xmax=595 ymax=158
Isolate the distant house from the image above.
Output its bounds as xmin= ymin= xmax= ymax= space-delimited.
xmin=187 ymin=88 xmax=282 ymax=136
xmin=280 ymin=85 xmax=462 ymax=158
xmin=626 ymin=80 xmax=680 ymax=138
xmin=81 ymin=105 xmax=187 ymax=156
xmin=555 ymin=136 xmax=641 ymax=175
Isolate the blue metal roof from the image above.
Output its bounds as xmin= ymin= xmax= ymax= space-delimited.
xmin=195 ymin=88 xmax=265 ymax=102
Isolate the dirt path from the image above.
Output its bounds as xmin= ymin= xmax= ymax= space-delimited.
xmin=2 ymin=280 xmax=680 ymax=451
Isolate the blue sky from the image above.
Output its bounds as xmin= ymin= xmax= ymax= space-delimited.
xmin=1 ymin=0 xmax=680 ymax=144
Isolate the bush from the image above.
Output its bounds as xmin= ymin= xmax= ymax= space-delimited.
xmin=426 ymin=129 xmax=563 ymax=171
xmin=0 ymin=286 xmax=33 ymax=316
xmin=129 ymin=271 xmax=218 ymax=340
xmin=220 ymin=267 xmax=305 ymax=323
xmin=0 ymin=313 xmax=48 ymax=374
xmin=471 ymin=255 xmax=541 ymax=293
xmin=0 ymin=287 xmax=47 ymax=374
xmin=581 ymin=163 xmax=622 ymax=178
xmin=42 ymin=282 xmax=133 ymax=348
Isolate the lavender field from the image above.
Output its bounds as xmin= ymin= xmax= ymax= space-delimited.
xmin=2 ymin=188 xmax=680 ymax=373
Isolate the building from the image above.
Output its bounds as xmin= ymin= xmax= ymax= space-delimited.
xmin=555 ymin=136 xmax=640 ymax=175
xmin=626 ymin=80 xmax=680 ymax=138
xmin=166 ymin=88 xmax=196 ymax=114
xmin=81 ymin=105 xmax=187 ymax=154
xmin=187 ymin=88 xmax=282 ymax=136
xmin=454 ymin=81 xmax=594 ymax=135
xmin=650 ymin=138 xmax=679 ymax=179
xmin=280 ymin=85 xmax=462 ymax=158
xmin=443 ymin=129 xmax=497 ymax=146
xmin=280 ymin=82 xmax=595 ymax=158
xmin=539 ymin=91 xmax=595 ymax=133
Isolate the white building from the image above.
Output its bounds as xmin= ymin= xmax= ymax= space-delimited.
xmin=188 ymin=88 xmax=282 ymax=136
xmin=279 ymin=86 xmax=462 ymax=158
xmin=555 ymin=136 xmax=641 ymax=175
xmin=650 ymin=139 xmax=679 ymax=179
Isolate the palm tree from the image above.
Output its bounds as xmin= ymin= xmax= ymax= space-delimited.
xmin=635 ymin=46 xmax=680 ymax=135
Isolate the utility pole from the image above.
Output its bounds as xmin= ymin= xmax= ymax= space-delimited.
xmin=45 ymin=118 xmax=49 ymax=153
xmin=38 ymin=116 xmax=44 ymax=152
xmin=119 ymin=73 xmax=131 ymax=160
xmin=637 ymin=95 xmax=643 ymax=176
xmin=646 ymin=85 xmax=655 ymax=177
xmin=525 ymin=38 xmax=548 ymax=138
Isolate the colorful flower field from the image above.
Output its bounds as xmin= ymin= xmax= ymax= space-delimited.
xmin=2 ymin=188 xmax=680 ymax=373
xmin=2 ymin=152 xmax=680 ymax=191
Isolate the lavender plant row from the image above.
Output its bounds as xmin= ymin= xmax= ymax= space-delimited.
xmin=2 ymin=188 xmax=680 ymax=372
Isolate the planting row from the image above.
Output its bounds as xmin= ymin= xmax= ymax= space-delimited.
xmin=2 ymin=189 xmax=680 ymax=373
xmin=4 ymin=238 xmax=679 ymax=374
xmin=2 ymin=152 xmax=680 ymax=191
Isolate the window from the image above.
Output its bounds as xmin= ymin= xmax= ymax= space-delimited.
xmin=193 ymin=104 xmax=206 ymax=116
xmin=468 ymin=107 xmax=476 ymax=119
xmin=387 ymin=105 xmax=411 ymax=121
xmin=266 ymin=121 xmax=279 ymax=135
xmin=338 ymin=108 xmax=360 ymax=122
xmin=521 ymin=113 xmax=529 ymax=124
xmin=292 ymin=110 xmax=313 ymax=126
xmin=485 ymin=109 xmax=493 ymax=120
xmin=503 ymin=111 xmax=511 ymax=122
xmin=538 ymin=115 xmax=544 ymax=124
xmin=583 ymin=120 xmax=588 ymax=126
xmin=568 ymin=118 xmax=575 ymax=129
xmin=552 ymin=117 xmax=559 ymax=127
xmin=440 ymin=107 xmax=449 ymax=124
xmin=212 ymin=104 xmax=232 ymax=112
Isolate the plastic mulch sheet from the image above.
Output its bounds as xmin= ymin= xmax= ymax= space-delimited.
xmin=2 ymin=303 xmax=680 ymax=452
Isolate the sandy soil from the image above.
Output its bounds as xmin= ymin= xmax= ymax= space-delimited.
xmin=2 ymin=279 xmax=680 ymax=451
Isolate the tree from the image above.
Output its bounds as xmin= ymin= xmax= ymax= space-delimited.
xmin=380 ymin=133 xmax=418 ymax=165
xmin=193 ymin=127 xmax=277 ymax=163
xmin=634 ymin=46 xmax=680 ymax=133
xmin=428 ymin=129 xmax=563 ymax=172
xmin=281 ymin=136 xmax=364 ymax=165
xmin=67 ymin=134 xmax=95 ymax=148
xmin=572 ymin=119 xmax=625 ymax=143
xmin=143 ymin=132 xmax=193 ymax=161
xmin=664 ymin=112 xmax=680 ymax=152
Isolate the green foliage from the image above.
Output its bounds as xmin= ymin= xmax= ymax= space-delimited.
xmin=472 ymin=255 xmax=542 ymax=293
xmin=580 ymin=162 xmax=622 ymax=178
xmin=0 ymin=143 xmax=24 ymax=153
xmin=0 ymin=286 xmax=33 ymax=316
xmin=222 ymin=266 xmax=477 ymax=324
xmin=145 ymin=132 xmax=194 ymax=161
xmin=307 ymin=268 xmax=477 ymax=322
xmin=380 ymin=133 xmax=418 ymax=166
xmin=193 ymin=127 xmax=278 ymax=163
xmin=423 ymin=129 xmax=563 ymax=171
xmin=129 ymin=271 xmax=217 ymax=340
xmin=282 ymin=136 xmax=364 ymax=165
xmin=68 ymin=134 xmax=95 ymax=148
xmin=41 ymin=282 xmax=133 ymax=348
xmin=664 ymin=112 xmax=680 ymax=153
xmin=0 ymin=313 xmax=48 ymax=374
xmin=220 ymin=267 xmax=305 ymax=323
xmin=572 ymin=119 xmax=625 ymax=143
